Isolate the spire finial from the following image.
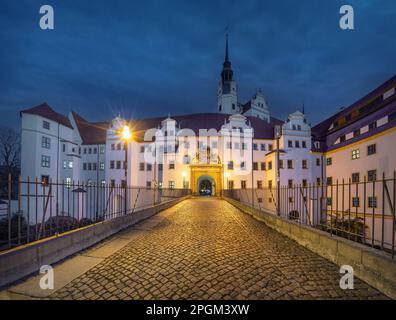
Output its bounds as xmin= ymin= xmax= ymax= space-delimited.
xmin=225 ymin=30 xmax=229 ymax=62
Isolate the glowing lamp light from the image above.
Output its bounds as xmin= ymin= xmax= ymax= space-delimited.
xmin=182 ymin=171 xmax=187 ymax=178
xmin=122 ymin=125 xmax=131 ymax=140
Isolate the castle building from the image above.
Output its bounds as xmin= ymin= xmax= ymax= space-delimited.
xmin=19 ymin=38 xmax=396 ymax=247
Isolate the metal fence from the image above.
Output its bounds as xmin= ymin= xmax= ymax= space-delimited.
xmin=223 ymin=172 xmax=396 ymax=259
xmin=0 ymin=175 xmax=190 ymax=252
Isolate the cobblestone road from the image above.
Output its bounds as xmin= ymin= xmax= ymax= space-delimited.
xmin=51 ymin=198 xmax=386 ymax=300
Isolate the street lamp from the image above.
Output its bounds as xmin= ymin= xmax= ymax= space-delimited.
xmin=275 ymin=125 xmax=281 ymax=216
xmin=121 ymin=125 xmax=131 ymax=215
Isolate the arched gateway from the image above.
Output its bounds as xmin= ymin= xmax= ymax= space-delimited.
xmin=190 ymin=164 xmax=222 ymax=196
xmin=189 ymin=148 xmax=223 ymax=196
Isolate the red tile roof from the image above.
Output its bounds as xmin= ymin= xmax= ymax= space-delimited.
xmin=20 ymin=103 xmax=73 ymax=129
xmin=129 ymin=113 xmax=283 ymax=141
xmin=71 ymin=112 xmax=109 ymax=145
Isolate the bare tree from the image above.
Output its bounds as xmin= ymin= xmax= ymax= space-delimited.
xmin=0 ymin=127 xmax=20 ymax=178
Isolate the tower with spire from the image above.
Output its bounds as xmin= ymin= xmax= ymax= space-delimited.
xmin=217 ymin=33 xmax=239 ymax=114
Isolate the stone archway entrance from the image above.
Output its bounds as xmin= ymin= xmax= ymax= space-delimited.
xmin=190 ymin=164 xmax=222 ymax=196
xmin=197 ymin=175 xmax=215 ymax=196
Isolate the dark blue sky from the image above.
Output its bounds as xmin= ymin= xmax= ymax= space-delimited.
xmin=0 ymin=0 xmax=395 ymax=129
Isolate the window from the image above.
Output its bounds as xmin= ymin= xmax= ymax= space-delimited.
xmin=278 ymin=160 xmax=284 ymax=169
xmin=146 ymin=164 xmax=152 ymax=171
xmin=169 ymin=162 xmax=175 ymax=170
xmin=302 ymin=160 xmax=308 ymax=169
xmin=87 ymin=163 xmax=92 ymax=171
xmin=111 ymin=144 xmax=115 ymax=151
xmin=241 ymin=143 xmax=247 ymax=150
xmin=41 ymin=155 xmax=50 ymax=168
xmin=288 ymin=180 xmax=293 ymax=188
xmin=63 ymin=160 xmax=67 ymax=169
xmin=168 ymin=181 xmax=175 ymax=189
xmin=41 ymin=136 xmax=50 ymax=149
xmin=368 ymin=122 xmax=377 ymax=132
xmin=292 ymin=124 xmax=296 ymax=130
xmin=352 ymin=172 xmax=360 ymax=183
xmin=100 ymin=146 xmax=105 ymax=154
xmin=65 ymin=177 xmax=71 ymax=189
xmin=302 ymin=141 xmax=307 ymax=148
xmin=268 ymin=144 xmax=273 ymax=151
xmin=268 ymin=180 xmax=273 ymax=189
xmin=68 ymin=161 xmax=73 ymax=169
xmin=268 ymin=161 xmax=272 ymax=170
xmin=226 ymin=142 xmax=232 ymax=149
xmin=42 ymin=120 xmax=50 ymax=130
xmin=302 ymin=179 xmax=307 ymax=187
xmin=62 ymin=144 xmax=66 ymax=152
xmin=116 ymin=161 xmax=121 ymax=169
xmin=117 ymin=144 xmax=121 ymax=150
xmin=295 ymin=141 xmax=300 ymax=148
xmin=241 ymin=180 xmax=247 ymax=189
xmin=240 ymin=162 xmax=246 ymax=170
xmin=83 ymin=163 xmax=87 ymax=170
xmin=93 ymin=148 xmax=97 ymax=154
xmin=367 ymin=144 xmax=376 ymax=156
xmin=326 ymin=157 xmax=332 ymax=166
xmin=183 ymin=155 xmax=190 ymax=164
xmin=158 ymin=164 xmax=163 ymax=171
xmin=139 ymin=163 xmax=145 ymax=171
xmin=353 ymin=129 xmax=360 ymax=138
xmin=351 ymin=149 xmax=360 ymax=160
xmin=146 ymin=181 xmax=152 ymax=188
xmin=297 ymin=125 xmax=301 ymax=131
xmin=88 ymin=148 xmax=92 ymax=154
xmin=41 ymin=175 xmax=49 ymax=186
xmin=253 ymin=162 xmax=258 ymax=171
xmin=316 ymin=177 xmax=321 ymax=185
xmin=287 ymin=160 xmax=293 ymax=169
xmin=227 ymin=180 xmax=234 ymax=189
xmin=288 ymin=140 xmax=293 ymax=148
xmin=140 ymin=146 xmax=145 ymax=153
xmin=316 ymin=158 xmax=320 ymax=166
xmin=100 ymin=162 xmax=105 ymax=170
xmin=326 ymin=177 xmax=333 ymax=186
xmin=92 ymin=163 xmax=97 ymax=171
xmin=352 ymin=197 xmax=360 ymax=207
xmin=101 ymin=180 xmax=106 ymax=187
xmin=227 ymin=161 xmax=234 ymax=170
xmin=340 ymin=135 xmax=346 ymax=143
xmin=368 ymin=170 xmax=377 ymax=182
xmin=257 ymin=181 xmax=263 ymax=189
xmin=110 ymin=180 xmax=115 ymax=187
xmin=326 ymin=197 xmax=332 ymax=206
xmin=260 ymin=144 xmax=266 ymax=151
xmin=84 ymin=148 xmax=87 ymax=154
xmin=253 ymin=143 xmax=258 ymax=151
xmin=261 ymin=162 xmax=266 ymax=171
xmin=368 ymin=196 xmax=377 ymax=208
xmin=110 ymin=160 xmax=115 ymax=169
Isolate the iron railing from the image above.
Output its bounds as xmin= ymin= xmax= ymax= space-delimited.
xmin=0 ymin=175 xmax=190 ymax=252
xmin=223 ymin=171 xmax=396 ymax=259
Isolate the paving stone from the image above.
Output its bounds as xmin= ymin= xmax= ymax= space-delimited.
xmin=50 ymin=198 xmax=388 ymax=300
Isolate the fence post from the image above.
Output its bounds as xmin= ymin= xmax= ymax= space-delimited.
xmin=7 ymin=173 xmax=11 ymax=248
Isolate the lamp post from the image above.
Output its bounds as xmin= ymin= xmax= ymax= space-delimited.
xmin=121 ymin=125 xmax=131 ymax=216
xmin=275 ymin=125 xmax=281 ymax=216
